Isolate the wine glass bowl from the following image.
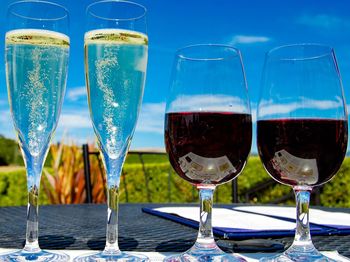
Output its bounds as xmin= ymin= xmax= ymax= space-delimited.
xmin=2 ymin=1 xmax=70 ymax=261
xmin=258 ymin=118 xmax=347 ymax=187
xmin=164 ymin=44 xmax=252 ymax=262
xmin=257 ymin=44 xmax=348 ymax=262
xmin=165 ymin=111 xmax=252 ymax=186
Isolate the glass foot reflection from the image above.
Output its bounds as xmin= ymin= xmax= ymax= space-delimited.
xmin=260 ymin=244 xmax=337 ymax=262
xmin=0 ymin=249 xmax=69 ymax=261
xmin=164 ymin=242 xmax=246 ymax=262
xmin=73 ymin=251 xmax=149 ymax=262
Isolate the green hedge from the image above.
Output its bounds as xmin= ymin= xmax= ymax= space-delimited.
xmin=120 ymin=163 xmax=198 ymax=203
xmin=321 ymin=157 xmax=350 ymax=207
xmin=0 ymin=136 xmax=23 ymax=166
xmin=0 ymin=156 xmax=349 ymax=207
xmin=0 ymin=168 xmax=49 ymax=206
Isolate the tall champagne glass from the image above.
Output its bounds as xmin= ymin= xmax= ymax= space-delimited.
xmin=2 ymin=1 xmax=70 ymax=261
xmin=257 ymin=44 xmax=348 ymax=262
xmin=164 ymin=44 xmax=252 ymax=262
xmin=74 ymin=1 xmax=148 ymax=261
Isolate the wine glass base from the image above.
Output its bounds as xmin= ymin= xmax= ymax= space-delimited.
xmin=0 ymin=249 xmax=69 ymax=261
xmin=73 ymin=251 xmax=149 ymax=262
xmin=259 ymin=245 xmax=337 ymax=262
xmin=164 ymin=243 xmax=246 ymax=262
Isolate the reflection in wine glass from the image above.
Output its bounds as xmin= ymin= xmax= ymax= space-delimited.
xmin=257 ymin=44 xmax=348 ymax=262
xmin=271 ymin=150 xmax=319 ymax=185
xmin=164 ymin=44 xmax=252 ymax=262
xmin=74 ymin=1 xmax=148 ymax=261
xmin=1 ymin=1 xmax=70 ymax=261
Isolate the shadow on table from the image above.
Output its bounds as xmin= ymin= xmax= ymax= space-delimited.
xmin=155 ymin=239 xmax=285 ymax=253
xmin=38 ymin=235 xmax=75 ymax=249
xmin=155 ymin=239 xmax=193 ymax=252
xmin=87 ymin=236 xmax=139 ymax=250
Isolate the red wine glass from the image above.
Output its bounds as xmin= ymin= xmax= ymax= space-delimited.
xmin=164 ymin=44 xmax=252 ymax=261
xmin=257 ymin=44 xmax=348 ymax=261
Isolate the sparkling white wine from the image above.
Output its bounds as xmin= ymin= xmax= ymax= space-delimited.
xmin=85 ymin=29 xmax=148 ymax=158
xmin=6 ymin=29 xmax=69 ymax=157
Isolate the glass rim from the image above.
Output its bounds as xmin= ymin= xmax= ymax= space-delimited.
xmin=86 ymin=0 xmax=147 ymax=22
xmin=7 ymin=0 xmax=69 ymax=21
xmin=266 ymin=43 xmax=334 ymax=61
xmin=175 ymin=44 xmax=241 ymax=61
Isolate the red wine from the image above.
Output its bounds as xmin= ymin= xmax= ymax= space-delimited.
xmin=165 ymin=112 xmax=252 ymax=185
xmin=257 ymin=119 xmax=348 ymax=186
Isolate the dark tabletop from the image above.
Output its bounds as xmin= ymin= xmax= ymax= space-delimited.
xmin=0 ymin=204 xmax=349 ymax=258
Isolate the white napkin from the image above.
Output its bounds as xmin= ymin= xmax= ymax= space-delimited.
xmin=233 ymin=206 xmax=350 ymax=227
xmin=154 ymin=207 xmax=296 ymax=230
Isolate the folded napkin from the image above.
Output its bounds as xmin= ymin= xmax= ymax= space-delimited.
xmin=142 ymin=206 xmax=350 ymax=239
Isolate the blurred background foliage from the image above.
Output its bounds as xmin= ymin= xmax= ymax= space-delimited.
xmin=0 ymin=136 xmax=348 ymax=207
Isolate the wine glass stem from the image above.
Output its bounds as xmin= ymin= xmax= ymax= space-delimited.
xmin=102 ymin=153 xmax=125 ymax=254
xmin=24 ymin=156 xmax=43 ymax=253
xmin=196 ymin=186 xmax=216 ymax=247
xmin=293 ymin=187 xmax=313 ymax=247
xmin=104 ymin=185 xmax=121 ymax=254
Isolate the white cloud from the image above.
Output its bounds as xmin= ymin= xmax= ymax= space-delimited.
xmin=258 ymin=98 xmax=344 ymax=118
xmin=135 ymin=102 xmax=165 ymax=134
xmin=250 ymin=102 xmax=257 ymax=122
xmin=297 ymin=14 xmax=350 ymax=30
xmin=0 ymin=109 xmax=11 ymax=122
xmin=53 ymin=130 xmax=95 ymax=145
xmin=0 ymin=110 xmax=16 ymax=139
xmin=135 ymin=98 xmax=252 ymax=135
xmin=58 ymin=112 xmax=92 ymax=128
xmin=169 ymin=94 xmax=249 ymax=113
xmin=66 ymin=86 xmax=87 ymax=101
xmin=0 ymin=99 xmax=8 ymax=106
xmin=0 ymin=107 xmax=92 ymax=132
xmin=229 ymin=35 xmax=271 ymax=45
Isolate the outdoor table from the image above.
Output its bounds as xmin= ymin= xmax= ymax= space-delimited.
xmin=0 ymin=204 xmax=349 ymax=258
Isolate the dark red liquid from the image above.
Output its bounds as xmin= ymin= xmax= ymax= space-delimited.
xmin=165 ymin=112 xmax=252 ymax=185
xmin=257 ymin=119 xmax=348 ymax=186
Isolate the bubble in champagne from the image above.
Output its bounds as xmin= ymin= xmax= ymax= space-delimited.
xmin=6 ymin=29 xmax=69 ymax=157
xmin=85 ymin=29 xmax=147 ymax=159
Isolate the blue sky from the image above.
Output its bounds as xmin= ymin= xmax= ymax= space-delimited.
xmin=1 ymin=0 xmax=350 ymax=153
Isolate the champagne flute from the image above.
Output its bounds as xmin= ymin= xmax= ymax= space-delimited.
xmin=164 ymin=44 xmax=252 ymax=262
xmin=2 ymin=0 xmax=70 ymax=261
xmin=74 ymin=1 xmax=148 ymax=261
xmin=257 ymin=44 xmax=348 ymax=261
